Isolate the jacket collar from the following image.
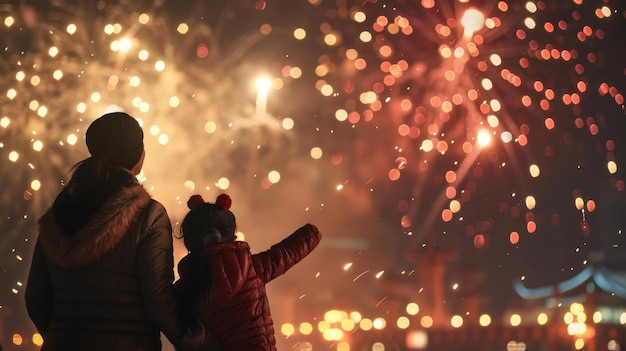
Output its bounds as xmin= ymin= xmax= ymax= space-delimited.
xmin=38 ymin=184 xmax=152 ymax=268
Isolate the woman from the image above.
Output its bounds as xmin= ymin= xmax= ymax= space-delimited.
xmin=24 ymin=112 xmax=199 ymax=350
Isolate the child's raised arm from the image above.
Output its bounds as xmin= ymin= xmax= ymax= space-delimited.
xmin=252 ymin=223 xmax=322 ymax=283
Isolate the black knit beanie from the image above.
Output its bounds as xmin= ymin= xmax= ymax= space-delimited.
xmin=85 ymin=112 xmax=144 ymax=170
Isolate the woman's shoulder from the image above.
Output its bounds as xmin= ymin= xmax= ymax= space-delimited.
xmin=137 ymin=195 xmax=170 ymax=222
xmin=146 ymin=197 xmax=167 ymax=213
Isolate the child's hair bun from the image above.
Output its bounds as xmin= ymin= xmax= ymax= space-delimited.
xmin=187 ymin=194 xmax=205 ymax=210
xmin=215 ymin=194 xmax=232 ymax=210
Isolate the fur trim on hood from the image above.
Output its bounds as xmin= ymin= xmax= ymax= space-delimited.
xmin=38 ymin=184 xmax=152 ymax=268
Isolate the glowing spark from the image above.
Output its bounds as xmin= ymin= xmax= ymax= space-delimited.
xmin=352 ymin=270 xmax=369 ymax=282
xmin=255 ymin=76 xmax=272 ymax=116
xmin=476 ymin=130 xmax=492 ymax=147
xmin=375 ymin=296 xmax=388 ymax=307
xmin=461 ymin=9 xmax=485 ymax=39
xmin=119 ymin=38 xmax=132 ymax=52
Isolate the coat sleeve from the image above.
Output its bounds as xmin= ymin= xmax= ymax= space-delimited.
xmin=136 ymin=201 xmax=185 ymax=348
xmin=252 ymin=223 xmax=322 ymax=284
xmin=24 ymin=238 xmax=53 ymax=335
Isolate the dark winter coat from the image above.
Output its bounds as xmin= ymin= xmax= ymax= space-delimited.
xmin=24 ymin=174 xmax=184 ymax=351
xmin=175 ymin=223 xmax=321 ymax=351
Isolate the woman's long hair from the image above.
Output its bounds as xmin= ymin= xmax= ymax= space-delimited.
xmin=53 ymin=154 xmax=137 ymax=235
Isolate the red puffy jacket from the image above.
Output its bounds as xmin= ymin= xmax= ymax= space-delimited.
xmin=176 ymin=223 xmax=321 ymax=350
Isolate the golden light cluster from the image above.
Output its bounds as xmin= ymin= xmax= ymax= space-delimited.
xmin=276 ymin=302 xmax=626 ymax=350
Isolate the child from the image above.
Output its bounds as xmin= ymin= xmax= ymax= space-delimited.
xmin=174 ymin=193 xmax=322 ymax=350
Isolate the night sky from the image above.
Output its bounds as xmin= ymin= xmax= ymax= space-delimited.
xmin=1 ymin=0 xmax=625 ymax=349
